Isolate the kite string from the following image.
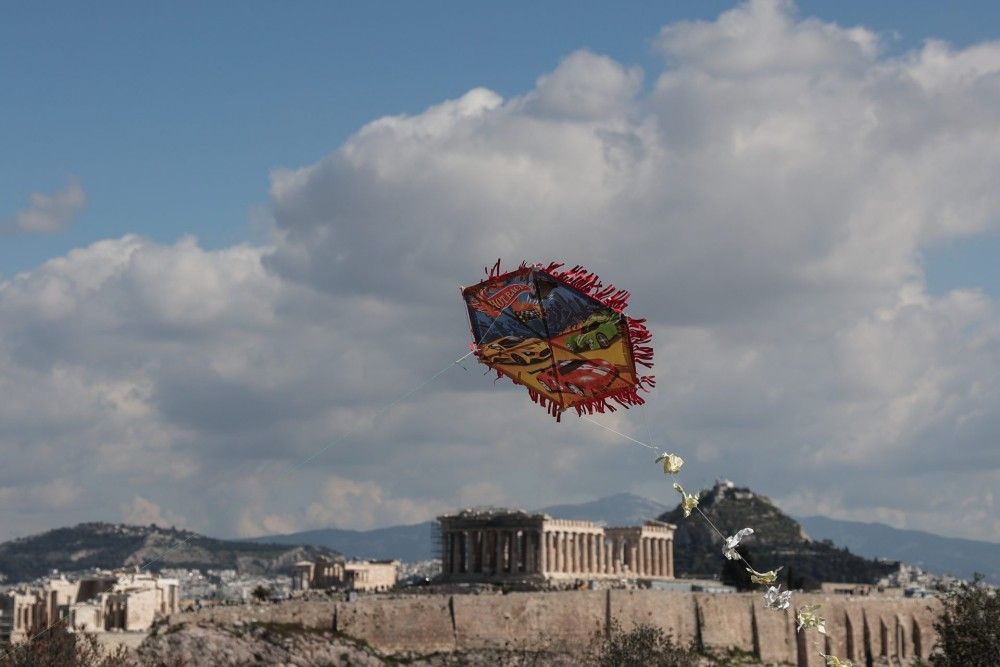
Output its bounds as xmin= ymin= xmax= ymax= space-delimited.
xmin=578 ymin=414 xmax=730 ymax=543
xmin=578 ymin=417 xmax=830 ymax=661
xmin=579 ymin=415 xmax=660 ymax=451
xmin=578 ymin=413 xmax=786 ymax=589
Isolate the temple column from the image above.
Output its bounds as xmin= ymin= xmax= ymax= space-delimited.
xmin=667 ymin=538 xmax=674 ymax=577
xmin=553 ymin=532 xmax=562 ymax=573
xmin=597 ymin=535 xmax=605 ymax=573
xmin=545 ymin=532 xmax=557 ymax=572
xmin=468 ymin=531 xmax=476 ymax=573
xmin=494 ymin=531 xmax=503 ymax=574
xmin=628 ymin=541 xmax=637 ymax=577
xmin=509 ymin=531 xmax=519 ymax=573
xmin=662 ymin=539 xmax=671 ymax=577
xmin=520 ymin=530 xmax=531 ymax=572
xmin=524 ymin=532 xmax=533 ymax=573
xmin=562 ymin=530 xmax=573 ymax=572
xmin=577 ymin=533 xmax=584 ymax=573
xmin=638 ymin=538 xmax=647 ymax=576
xmin=513 ymin=531 xmax=519 ymax=574
xmin=447 ymin=533 xmax=456 ymax=574
xmin=538 ymin=531 xmax=547 ymax=574
xmin=459 ymin=532 xmax=467 ymax=573
xmin=586 ymin=534 xmax=594 ymax=573
xmin=559 ymin=532 xmax=566 ymax=573
xmin=657 ymin=538 xmax=665 ymax=576
xmin=610 ymin=539 xmax=619 ymax=574
xmin=569 ymin=532 xmax=576 ymax=573
xmin=483 ymin=528 xmax=497 ymax=574
xmin=562 ymin=532 xmax=569 ymax=573
xmin=480 ymin=531 xmax=489 ymax=573
xmin=501 ymin=531 xmax=509 ymax=573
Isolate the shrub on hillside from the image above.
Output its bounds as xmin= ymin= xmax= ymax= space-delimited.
xmin=0 ymin=628 xmax=189 ymax=667
xmin=593 ymin=620 xmax=699 ymax=667
xmin=0 ymin=628 xmax=132 ymax=667
xmin=931 ymin=574 xmax=1000 ymax=666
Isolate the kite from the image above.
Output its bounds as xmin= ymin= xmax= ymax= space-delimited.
xmin=461 ymin=260 xmax=654 ymax=420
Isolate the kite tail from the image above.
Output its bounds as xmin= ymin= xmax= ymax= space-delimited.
xmin=540 ymin=264 xmax=632 ymax=312
xmin=573 ymin=386 xmax=647 ymax=417
xmin=528 ymin=388 xmax=563 ymax=422
xmin=487 ymin=258 xmax=530 ymax=280
xmin=627 ymin=317 xmax=654 ymax=369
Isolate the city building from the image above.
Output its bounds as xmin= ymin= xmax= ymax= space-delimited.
xmin=344 ymin=560 xmax=399 ymax=592
xmin=0 ymin=570 xmax=178 ymax=644
xmin=437 ymin=509 xmax=675 ymax=581
xmin=291 ymin=556 xmax=344 ymax=592
xmin=291 ymin=557 xmax=399 ymax=593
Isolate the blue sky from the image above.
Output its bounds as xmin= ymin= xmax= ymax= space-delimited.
xmin=1 ymin=1 xmax=998 ymax=543
xmin=2 ymin=1 xmax=998 ymax=295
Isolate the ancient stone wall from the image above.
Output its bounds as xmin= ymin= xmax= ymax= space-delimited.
xmin=171 ymin=600 xmax=335 ymax=630
xmin=335 ymin=595 xmax=455 ymax=654
xmin=171 ymin=591 xmax=940 ymax=665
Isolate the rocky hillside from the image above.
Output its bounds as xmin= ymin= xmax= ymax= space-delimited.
xmin=139 ymin=621 xmax=579 ymax=667
xmin=0 ymin=522 xmax=341 ymax=583
xmin=659 ymin=482 xmax=897 ymax=589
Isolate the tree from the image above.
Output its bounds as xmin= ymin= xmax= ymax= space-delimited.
xmin=931 ymin=574 xmax=1000 ymax=666
xmin=593 ymin=621 xmax=699 ymax=667
xmin=251 ymin=585 xmax=271 ymax=602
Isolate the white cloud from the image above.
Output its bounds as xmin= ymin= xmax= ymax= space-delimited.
xmin=303 ymin=475 xmax=448 ymax=532
xmin=0 ymin=1 xmax=998 ymax=547
xmin=120 ymin=496 xmax=188 ymax=528
xmin=7 ymin=177 xmax=86 ymax=234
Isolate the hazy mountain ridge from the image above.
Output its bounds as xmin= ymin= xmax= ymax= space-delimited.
xmin=0 ymin=522 xmax=341 ymax=583
xmin=537 ymin=493 xmax=671 ymax=526
xmin=250 ymin=522 xmax=438 ymax=563
xmin=798 ymin=515 xmax=1000 ymax=584
xmin=10 ymin=491 xmax=994 ymax=586
xmin=249 ymin=489 xmax=901 ymax=589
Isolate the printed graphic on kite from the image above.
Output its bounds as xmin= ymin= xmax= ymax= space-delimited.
xmin=462 ymin=261 xmax=654 ymax=420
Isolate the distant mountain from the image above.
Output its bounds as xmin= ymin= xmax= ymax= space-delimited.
xmin=798 ymin=515 xmax=1000 ymax=585
xmin=250 ymin=522 xmax=438 ymax=562
xmin=250 ymin=493 xmax=672 ymax=562
xmin=538 ymin=493 xmax=670 ymax=526
xmin=658 ymin=483 xmax=898 ymax=589
xmin=0 ymin=522 xmax=340 ymax=584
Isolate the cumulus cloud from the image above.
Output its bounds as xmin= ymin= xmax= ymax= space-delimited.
xmin=5 ymin=177 xmax=86 ymax=234
xmin=0 ymin=0 xmax=998 ymax=546
xmin=303 ymin=475 xmax=448 ymax=532
xmin=121 ymin=496 xmax=188 ymax=528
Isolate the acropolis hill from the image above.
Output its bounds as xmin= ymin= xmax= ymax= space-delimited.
xmin=160 ymin=590 xmax=939 ymax=666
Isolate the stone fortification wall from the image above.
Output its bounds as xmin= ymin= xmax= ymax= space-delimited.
xmin=171 ymin=591 xmax=939 ymax=665
xmin=171 ymin=600 xmax=335 ymax=629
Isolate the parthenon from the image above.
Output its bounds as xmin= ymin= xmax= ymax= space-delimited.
xmin=437 ymin=509 xmax=675 ymax=581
